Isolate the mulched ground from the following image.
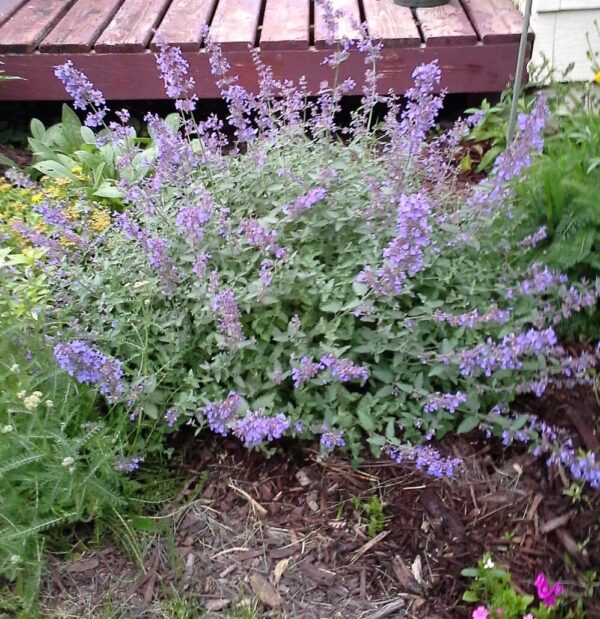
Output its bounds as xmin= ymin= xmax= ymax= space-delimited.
xmin=40 ymin=388 xmax=599 ymax=619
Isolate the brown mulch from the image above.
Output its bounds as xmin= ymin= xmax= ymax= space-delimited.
xmin=41 ymin=390 xmax=600 ymax=619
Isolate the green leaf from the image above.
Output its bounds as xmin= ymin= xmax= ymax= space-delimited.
xmin=457 ymin=416 xmax=480 ymax=434
xmin=32 ymin=160 xmax=78 ymax=181
xmin=130 ymin=516 xmax=160 ymax=532
xmin=30 ymin=118 xmax=46 ymax=141
xmin=357 ymin=408 xmax=375 ymax=432
xmin=80 ymin=126 xmax=97 ymax=145
xmin=93 ymin=181 xmax=123 ymax=199
xmin=462 ymin=590 xmax=480 ymax=602
xmin=0 ymin=153 xmax=16 ymax=168
xmin=142 ymin=402 xmax=158 ymax=419
xmin=460 ymin=568 xmax=480 ymax=578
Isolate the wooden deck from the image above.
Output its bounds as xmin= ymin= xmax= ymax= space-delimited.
xmin=0 ymin=0 xmax=532 ymax=100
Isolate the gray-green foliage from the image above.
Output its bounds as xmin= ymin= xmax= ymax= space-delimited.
xmin=45 ymin=112 xmax=581 ymax=458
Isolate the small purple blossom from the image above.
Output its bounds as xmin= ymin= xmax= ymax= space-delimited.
xmin=239 ymin=219 xmax=287 ymax=260
xmin=423 ymin=391 xmax=467 ymax=414
xmin=53 ymin=340 xmax=124 ymax=402
xmin=212 ymin=288 xmax=244 ymax=348
xmin=358 ymin=193 xmax=433 ymax=295
xmin=154 ymin=34 xmax=198 ymax=111
xmin=203 ymin=391 xmax=242 ymax=435
xmin=233 ymin=410 xmax=290 ymax=447
xmin=192 ymin=252 xmax=211 ymax=278
xmin=283 ymin=188 xmax=327 ymax=217
xmin=386 ymin=444 xmax=462 ymax=478
xmin=54 ymin=61 xmax=108 ymax=127
xmin=456 ymin=328 xmax=558 ymax=377
xmin=175 ymin=204 xmax=213 ymax=243
xmin=320 ymin=428 xmax=346 ymax=451
xmin=320 ymin=355 xmax=369 ymax=384
xmin=164 ymin=408 xmax=180 ymax=428
xmin=520 ymin=225 xmax=547 ymax=248
xmin=291 ymin=356 xmax=324 ymax=388
xmin=115 ymin=455 xmax=144 ymax=473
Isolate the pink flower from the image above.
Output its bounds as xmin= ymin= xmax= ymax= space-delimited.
xmin=472 ymin=607 xmax=489 ymax=619
xmin=523 ymin=615 xmax=534 ymax=619
xmin=535 ymin=572 xmax=564 ymax=607
xmin=496 ymin=609 xmax=504 ymax=616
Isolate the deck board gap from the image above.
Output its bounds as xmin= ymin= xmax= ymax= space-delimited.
xmin=457 ymin=0 xmax=483 ymax=43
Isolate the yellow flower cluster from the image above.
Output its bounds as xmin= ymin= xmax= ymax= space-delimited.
xmin=1 ymin=174 xmax=113 ymax=251
xmin=89 ymin=209 xmax=111 ymax=232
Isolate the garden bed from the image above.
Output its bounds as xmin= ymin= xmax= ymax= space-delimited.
xmin=38 ymin=386 xmax=599 ymax=619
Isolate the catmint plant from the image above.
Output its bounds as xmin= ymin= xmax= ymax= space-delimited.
xmin=7 ymin=9 xmax=597 ymax=484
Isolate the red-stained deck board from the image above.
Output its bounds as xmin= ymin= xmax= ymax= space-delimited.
xmin=261 ymin=0 xmax=309 ymax=50
xmin=39 ymin=0 xmax=124 ymax=53
xmin=416 ymin=0 xmax=477 ymax=46
xmin=0 ymin=44 xmax=529 ymax=100
xmin=0 ymin=0 xmax=28 ymax=27
xmin=361 ymin=0 xmax=421 ymax=48
xmin=210 ymin=0 xmax=262 ymax=50
xmin=95 ymin=0 xmax=171 ymax=53
xmin=462 ymin=0 xmax=530 ymax=44
xmin=0 ymin=0 xmax=74 ymax=53
xmin=152 ymin=0 xmax=217 ymax=51
xmin=315 ymin=0 xmax=362 ymax=49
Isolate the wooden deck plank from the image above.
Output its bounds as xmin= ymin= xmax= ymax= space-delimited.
xmin=95 ymin=0 xmax=172 ymax=53
xmin=260 ymin=0 xmax=309 ymax=50
xmin=210 ymin=0 xmax=262 ymax=50
xmin=315 ymin=0 xmax=362 ymax=49
xmin=40 ymin=0 xmax=124 ymax=53
xmin=0 ymin=0 xmax=74 ymax=53
xmin=461 ymin=0 xmax=528 ymax=44
xmin=0 ymin=43 xmax=529 ymax=100
xmin=0 ymin=0 xmax=28 ymax=27
xmin=152 ymin=0 xmax=216 ymax=51
xmin=361 ymin=0 xmax=421 ymax=48
xmin=416 ymin=0 xmax=477 ymax=46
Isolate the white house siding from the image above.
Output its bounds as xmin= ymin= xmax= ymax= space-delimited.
xmin=517 ymin=0 xmax=600 ymax=81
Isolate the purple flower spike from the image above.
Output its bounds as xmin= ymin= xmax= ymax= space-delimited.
xmin=53 ymin=340 xmax=124 ymax=402
xmin=233 ymin=411 xmax=290 ymax=447
xmin=320 ymin=428 xmax=346 ymax=451
xmin=54 ymin=61 xmax=108 ymax=127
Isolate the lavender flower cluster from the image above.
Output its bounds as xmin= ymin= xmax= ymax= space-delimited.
xmin=454 ymin=328 xmax=558 ymax=377
xmin=423 ymin=391 xmax=467 ymax=414
xmin=291 ymin=355 xmax=369 ymax=388
xmin=358 ymin=193 xmax=433 ymax=295
xmin=386 ymin=444 xmax=462 ymax=478
xmin=53 ymin=340 xmax=124 ymax=402
xmin=203 ymin=394 xmax=289 ymax=447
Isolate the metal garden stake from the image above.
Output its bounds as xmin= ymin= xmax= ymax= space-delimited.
xmin=507 ymin=0 xmax=534 ymax=143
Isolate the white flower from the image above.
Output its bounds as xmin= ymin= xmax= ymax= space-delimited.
xmin=10 ymin=555 xmax=21 ymax=564
xmin=483 ymin=557 xmax=495 ymax=569
xmin=9 ymin=364 xmax=19 ymax=372
xmin=23 ymin=391 xmax=43 ymax=410
xmin=16 ymin=390 xmax=26 ymax=399
xmin=133 ymin=280 xmax=149 ymax=289
xmin=45 ymin=400 xmax=54 ymax=408
xmin=1 ymin=424 xmax=13 ymax=433
xmin=61 ymin=457 xmax=75 ymax=467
